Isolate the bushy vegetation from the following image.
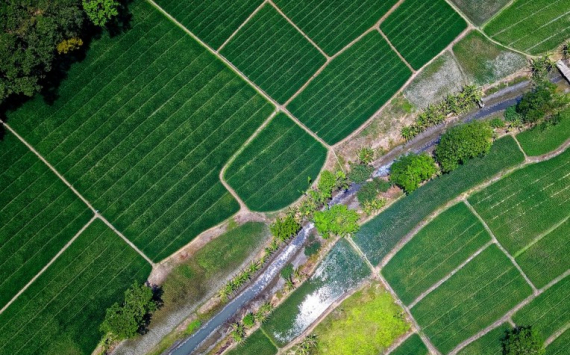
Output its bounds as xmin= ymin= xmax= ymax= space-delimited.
xmin=348 ymin=163 xmax=374 ymax=184
xmin=502 ymin=326 xmax=545 ymax=355
xmin=435 ymin=121 xmax=493 ymax=172
xmin=314 ymin=205 xmax=360 ymax=238
xmin=402 ymin=85 xmax=482 ymax=140
xmin=516 ymin=82 xmax=567 ymax=125
xmin=390 ymin=153 xmax=437 ymax=193
xmin=357 ymin=178 xmax=391 ymax=203
xmin=304 ymin=236 xmax=321 ymax=257
xmin=271 ymin=215 xmax=301 ymax=243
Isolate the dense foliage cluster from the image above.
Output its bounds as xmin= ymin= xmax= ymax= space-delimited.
xmin=516 ymin=82 xmax=568 ymax=124
xmin=390 ymin=153 xmax=437 ymax=193
xmin=501 ymin=326 xmax=545 ymax=355
xmin=435 ymin=121 xmax=493 ymax=173
xmin=348 ymin=163 xmax=374 ymax=183
xmin=314 ymin=204 xmax=360 ymax=238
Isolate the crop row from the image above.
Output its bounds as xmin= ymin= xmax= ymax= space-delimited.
xmin=288 ymin=31 xmax=411 ymax=145
xmin=274 ymin=0 xmax=398 ymax=55
xmin=468 ymin=148 xmax=570 ymax=255
xmin=221 ymin=4 xmax=326 ymax=104
xmin=457 ymin=323 xmax=509 ymax=355
xmin=225 ymin=113 xmax=327 ymax=211
xmin=391 ymin=334 xmax=429 ymax=355
xmin=381 ymin=0 xmax=467 ymax=69
xmin=0 ymin=133 xmax=92 ymax=309
xmin=0 ymin=220 xmax=151 ymax=355
xmin=383 ymin=202 xmax=491 ymax=305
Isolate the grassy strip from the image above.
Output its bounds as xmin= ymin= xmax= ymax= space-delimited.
xmin=484 ymin=0 xmax=570 ymax=54
xmin=468 ymin=148 xmax=570 ymax=255
xmin=516 ymin=218 xmax=570 ymax=288
xmin=226 ymin=329 xmax=277 ymax=355
xmin=288 ymin=31 xmax=411 ymax=144
xmin=516 ymin=111 xmax=570 ymax=156
xmin=450 ymin=0 xmax=512 ymax=26
xmin=221 ymin=4 xmax=326 ymax=104
xmin=0 ymin=131 xmax=92 ymax=309
xmin=457 ymin=324 xmax=510 ymax=355
xmin=354 ymin=136 xmax=524 ymax=266
xmin=273 ymin=0 xmax=398 ymax=55
xmin=0 ymin=219 xmax=152 ymax=355
xmin=225 ymin=113 xmax=327 ymax=212
xmin=382 ymin=202 xmax=492 ymax=305
xmin=312 ymin=282 xmax=409 ymax=355
xmin=153 ymin=0 xmax=264 ymax=49
xmin=381 ymin=0 xmax=467 ymax=70
xmin=390 ymin=334 xmax=429 ymax=355
xmin=262 ymin=239 xmax=370 ymax=346
xmin=546 ymin=328 xmax=570 ymax=355
xmin=513 ymin=275 xmax=570 ymax=341
xmin=7 ymin=0 xmax=275 ymax=261
xmin=452 ymin=31 xmax=526 ymax=86
xmin=412 ymin=245 xmax=533 ymax=354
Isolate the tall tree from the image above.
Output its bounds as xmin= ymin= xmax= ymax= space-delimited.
xmin=82 ymin=0 xmax=119 ymax=27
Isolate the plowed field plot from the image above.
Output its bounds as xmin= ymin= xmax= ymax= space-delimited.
xmin=6 ymin=1 xmax=275 ymax=261
xmin=516 ymin=218 xmax=570 ymax=288
xmin=383 ymin=202 xmax=491 ymax=305
xmin=221 ymin=4 xmax=326 ymax=104
xmin=288 ymin=31 xmax=411 ymax=145
xmin=354 ymin=136 xmax=524 ymax=266
xmin=381 ymin=0 xmax=467 ymax=70
xmin=0 ymin=219 xmax=151 ymax=355
xmin=468 ymin=149 xmax=570 ymax=255
xmin=152 ymin=0 xmax=264 ymax=49
xmin=484 ymin=0 xmax=570 ymax=55
xmin=273 ymin=0 xmax=398 ymax=56
xmin=0 ymin=132 xmax=92 ymax=309
xmin=451 ymin=0 xmax=512 ymax=26
xmin=513 ymin=275 xmax=570 ymax=341
xmin=546 ymin=329 xmax=570 ymax=355
xmin=391 ymin=334 xmax=429 ymax=355
xmin=457 ymin=324 xmax=509 ymax=355
xmin=411 ymin=245 xmax=533 ymax=354
xmin=224 ymin=113 xmax=327 ymax=211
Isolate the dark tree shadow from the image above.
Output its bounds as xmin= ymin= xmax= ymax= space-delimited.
xmin=106 ymin=0 xmax=134 ymax=38
xmin=0 ymin=124 xmax=6 ymax=141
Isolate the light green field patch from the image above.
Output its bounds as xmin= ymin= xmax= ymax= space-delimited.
xmin=453 ymin=31 xmax=527 ymax=86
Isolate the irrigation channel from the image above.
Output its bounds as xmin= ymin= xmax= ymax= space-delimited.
xmin=167 ymin=75 xmax=565 ymax=355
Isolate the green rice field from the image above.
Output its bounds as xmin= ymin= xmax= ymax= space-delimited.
xmin=546 ymin=329 xmax=570 ymax=355
xmin=273 ymin=0 xmax=398 ymax=55
xmin=221 ymin=4 xmax=326 ymax=104
xmin=457 ymin=324 xmax=509 ymax=355
xmin=152 ymin=0 xmax=264 ymax=49
xmin=224 ymin=113 xmax=327 ymax=211
xmin=288 ymin=31 xmax=412 ymax=145
xmin=226 ymin=329 xmax=277 ymax=355
xmin=354 ymin=136 xmax=524 ymax=266
xmin=515 ymin=218 xmax=570 ymax=288
xmin=0 ymin=219 xmax=151 ymax=355
xmin=381 ymin=0 xmax=467 ymax=69
xmin=513 ymin=275 xmax=570 ymax=341
xmin=411 ymin=246 xmax=533 ymax=354
xmin=382 ymin=202 xmax=491 ymax=305
xmin=391 ymin=334 xmax=429 ymax=355
xmin=6 ymin=1 xmax=275 ymax=261
xmin=468 ymin=149 xmax=570 ymax=255
xmin=516 ymin=110 xmax=570 ymax=156
xmin=262 ymin=239 xmax=370 ymax=347
xmin=484 ymin=0 xmax=570 ymax=54
xmin=0 ymin=132 xmax=92 ymax=309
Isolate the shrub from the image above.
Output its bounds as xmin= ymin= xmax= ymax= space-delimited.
xmin=502 ymin=326 xmax=545 ymax=355
xmin=435 ymin=121 xmax=493 ymax=173
xmin=504 ymin=105 xmax=521 ymax=122
xmin=317 ymin=170 xmax=348 ymax=199
xmin=304 ymin=235 xmax=321 ymax=257
xmin=280 ymin=263 xmax=294 ymax=280
xmin=348 ymin=164 xmax=374 ymax=183
xmin=314 ymin=205 xmax=360 ymax=238
xmin=358 ymin=147 xmax=375 ymax=164
xmin=358 ymin=178 xmax=392 ymax=203
xmin=363 ymin=198 xmax=387 ymax=216
xmin=270 ymin=215 xmax=301 ymax=242
xmin=242 ymin=313 xmax=255 ymax=328
xmin=390 ymin=153 xmax=437 ymax=194
xmin=516 ymin=82 xmax=567 ymax=124
xmin=490 ymin=118 xmax=505 ymax=128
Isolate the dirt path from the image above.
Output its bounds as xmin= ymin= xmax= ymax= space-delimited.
xmin=217 ymin=0 xmax=268 ymax=52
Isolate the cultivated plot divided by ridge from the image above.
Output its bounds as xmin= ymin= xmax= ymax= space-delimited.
xmin=6 ymin=0 xmax=275 ymax=261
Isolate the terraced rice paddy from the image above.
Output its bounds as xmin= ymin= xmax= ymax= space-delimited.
xmin=513 ymin=275 xmax=570 ymax=341
xmin=224 ymin=113 xmax=327 ymax=211
xmin=354 ymin=136 xmax=524 ymax=266
xmin=262 ymin=240 xmax=370 ymax=346
xmin=411 ymin=246 xmax=533 ymax=354
xmin=484 ymin=0 xmax=570 ymax=54
xmin=6 ymin=0 xmax=275 ymax=261
xmin=288 ymin=31 xmax=411 ymax=145
xmin=273 ymin=0 xmax=398 ymax=55
xmin=152 ymin=0 xmax=264 ymax=49
xmin=0 ymin=132 xmax=92 ymax=309
xmin=221 ymin=4 xmax=326 ymax=104
xmin=381 ymin=0 xmax=467 ymax=69
xmin=391 ymin=334 xmax=429 ymax=355
xmin=382 ymin=202 xmax=491 ymax=305
xmin=468 ymin=149 xmax=570 ymax=255
xmin=457 ymin=324 xmax=509 ymax=355
xmin=0 ymin=220 xmax=151 ymax=355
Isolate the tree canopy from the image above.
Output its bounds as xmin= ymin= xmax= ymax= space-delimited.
xmin=435 ymin=121 xmax=493 ymax=173
xmin=82 ymin=0 xmax=119 ymax=27
xmin=501 ymin=326 xmax=545 ymax=355
xmin=390 ymin=153 xmax=437 ymax=194
xmin=314 ymin=204 xmax=360 ymax=238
